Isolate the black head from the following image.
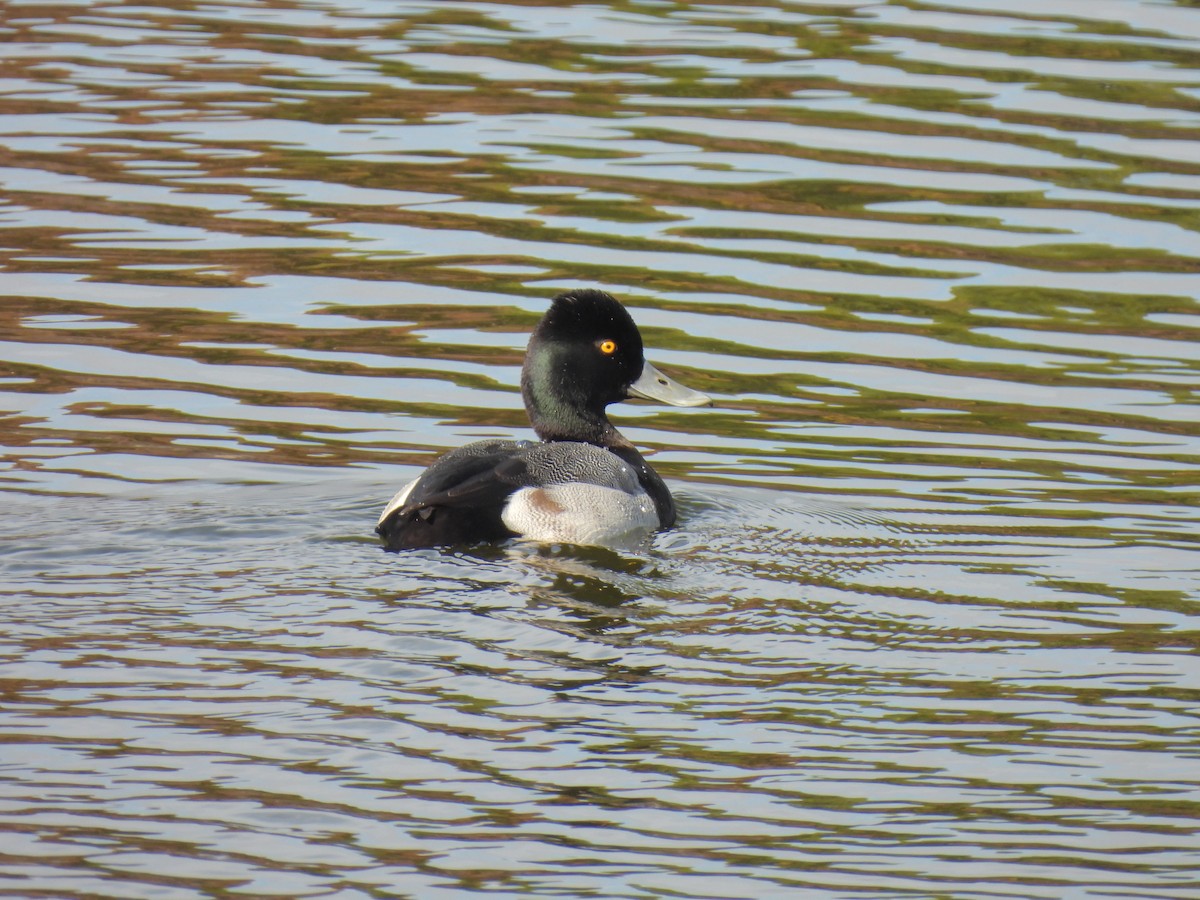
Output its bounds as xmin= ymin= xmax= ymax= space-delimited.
xmin=520 ymin=289 xmax=646 ymax=442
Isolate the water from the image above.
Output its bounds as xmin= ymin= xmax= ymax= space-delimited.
xmin=1 ymin=1 xmax=1198 ymax=896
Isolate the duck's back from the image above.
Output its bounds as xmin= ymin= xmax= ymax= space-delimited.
xmin=376 ymin=439 xmax=658 ymax=550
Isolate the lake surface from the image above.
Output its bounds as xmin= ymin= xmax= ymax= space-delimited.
xmin=1 ymin=0 xmax=1198 ymax=897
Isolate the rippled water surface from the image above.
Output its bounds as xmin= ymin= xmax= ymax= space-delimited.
xmin=2 ymin=0 xmax=1199 ymax=896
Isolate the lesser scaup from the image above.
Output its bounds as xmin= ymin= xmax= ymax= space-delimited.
xmin=376 ymin=289 xmax=710 ymax=549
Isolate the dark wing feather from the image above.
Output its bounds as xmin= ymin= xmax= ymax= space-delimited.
xmin=377 ymin=440 xmax=534 ymax=549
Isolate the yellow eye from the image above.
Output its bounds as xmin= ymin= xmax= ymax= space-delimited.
xmin=598 ymin=339 xmax=617 ymax=355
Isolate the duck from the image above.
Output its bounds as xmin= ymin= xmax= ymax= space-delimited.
xmin=376 ymin=288 xmax=711 ymax=550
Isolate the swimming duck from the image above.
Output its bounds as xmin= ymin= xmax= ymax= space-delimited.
xmin=376 ymin=288 xmax=710 ymax=550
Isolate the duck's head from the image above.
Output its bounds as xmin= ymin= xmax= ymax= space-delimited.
xmin=520 ymin=289 xmax=710 ymax=444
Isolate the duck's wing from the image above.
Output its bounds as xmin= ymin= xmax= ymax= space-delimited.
xmin=376 ymin=439 xmax=532 ymax=549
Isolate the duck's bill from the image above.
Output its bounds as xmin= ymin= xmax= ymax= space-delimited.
xmin=627 ymin=362 xmax=712 ymax=407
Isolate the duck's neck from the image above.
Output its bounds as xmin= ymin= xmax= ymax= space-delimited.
xmin=522 ymin=359 xmax=614 ymax=446
xmin=528 ymin=400 xmax=615 ymax=446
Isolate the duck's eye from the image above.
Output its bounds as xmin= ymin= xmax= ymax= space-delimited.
xmin=598 ymin=339 xmax=617 ymax=355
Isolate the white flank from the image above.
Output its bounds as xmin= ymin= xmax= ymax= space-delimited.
xmin=502 ymin=483 xmax=658 ymax=547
